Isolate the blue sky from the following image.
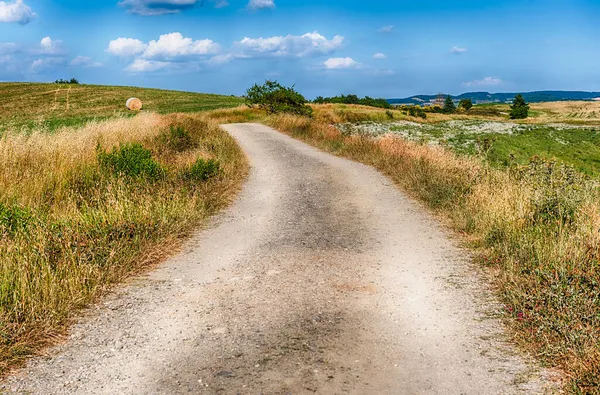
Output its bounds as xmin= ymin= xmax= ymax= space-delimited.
xmin=0 ymin=0 xmax=599 ymax=98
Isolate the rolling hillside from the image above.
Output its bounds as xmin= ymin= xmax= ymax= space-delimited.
xmin=0 ymin=83 xmax=244 ymax=131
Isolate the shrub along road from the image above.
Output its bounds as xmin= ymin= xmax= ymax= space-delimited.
xmin=2 ymin=124 xmax=555 ymax=393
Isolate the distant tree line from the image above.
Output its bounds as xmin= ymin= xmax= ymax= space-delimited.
xmin=54 ymin=78 xmax=80 ymax=84
xmin=313 ymin=94 xmax=392 ymax=109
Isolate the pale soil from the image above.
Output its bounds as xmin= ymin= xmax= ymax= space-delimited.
xmin=1 ymin=123 xmax=557 ymax=394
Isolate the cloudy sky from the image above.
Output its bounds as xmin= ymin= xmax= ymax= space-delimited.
xmin=0 ymin=0 xmax=599 ymax=98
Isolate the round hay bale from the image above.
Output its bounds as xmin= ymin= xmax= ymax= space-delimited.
xmin=126 ymin=97 xmax=143 ymax=111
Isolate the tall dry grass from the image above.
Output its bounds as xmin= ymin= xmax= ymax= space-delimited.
xmin=263 ymin=113 xmax=600 ymax=393
xmin=0 ymin=113 xmax=247 ymax=373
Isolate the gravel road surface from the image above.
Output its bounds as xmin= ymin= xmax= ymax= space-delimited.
xmin=2 ymin=123 xmax=554 ymax=394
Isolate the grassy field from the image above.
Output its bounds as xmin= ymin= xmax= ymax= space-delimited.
xmin=338 ymin=120 xmax=600 ymax=177
xmin=0 ymin=82 xmax=243 ymax=133
xmin=0 ymin=85 xmax=248 ymax=374
xmin=208 ymin=105 xmax=600 ymax=393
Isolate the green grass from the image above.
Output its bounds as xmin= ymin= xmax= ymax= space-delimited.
xmin=0 ymin=82 xmax=244 ymax=133
xmin=349 ymin=121 xmax=600 ymax=177
xmin=471 ymin=127 xmax=600 ymax=176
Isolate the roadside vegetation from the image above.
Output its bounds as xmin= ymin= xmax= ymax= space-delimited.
xmin=0 ymin=112 xmax=247 ymax=373
xmin=210 ymin=91 xmax=600 ymax=392
xmin=339 ymin=121 xmax=600 ymax=177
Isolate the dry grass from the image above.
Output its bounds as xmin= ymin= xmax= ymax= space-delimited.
xmin=529 ymin=101 xmax=600 ymax=124
xmin=0 ymin=112 xmax=248 ymax=374
xmin=211 ymin=106 xmax=600 ymax=393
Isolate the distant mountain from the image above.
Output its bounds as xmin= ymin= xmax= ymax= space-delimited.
xmin=388 ymin=91 xmax=600 ymax=106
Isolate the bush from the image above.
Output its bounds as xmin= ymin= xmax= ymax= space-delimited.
xmin=54 ymin=78 xmax=79 ymax=84
xmin=458 ymin=98 xmax=473 ymax=111
xmin=161 ymin=125 xmax=197 ymax=152
xmin=97 ymin=143 xmax=165 ymax=180
xmin=182 ymin=158 xmax=220 ymax=181
xmin=400 ymin=105 xmax=427 ymax=119
xmin=246 ymin=80 xmax=313 ymax=117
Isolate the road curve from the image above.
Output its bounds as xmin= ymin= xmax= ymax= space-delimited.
xmin=2 ymin=123 xmax=552 ymax=394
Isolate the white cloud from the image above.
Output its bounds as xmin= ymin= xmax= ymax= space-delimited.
xmin=107 ymin=37 xmax=148 ymax=56
xmin=0 ymin=42 xmax=18 ymax=54
xmin=463 ymin=76 xmax=502 ymax=87
xmin=107 ymin=33 xmax=219 ymax=61
xmin=39 ymin=36 xmax=65 ymax=55
xmin=0 ymin=0 xmax=35 ymax=24
xmin=378 ymin=25 xmax=394 ymax=34
xmin=142 ymin=32 xmax=219 ymax=59
xmin=324 ymin=57 xmax=358 ymax=70
xmin=235 ymin=31 xmax=343 ymax=58
xmin=247 ymin=0 xmax=274 ymax=10
xmin=119 ymin=0 xmax=226 ymax=16
xmin=373 ymin=52 xmax=387 ymax=60
xmin=70 ymin=56 xmax=102 ymax=68
xmin=450 ymin=46 xmax=467 ymax=54
xmin=207 ymin=53 xmax=233 ymax=65
xmin=125 ymin=58 xmax=172 ymax=72
xmin=31 ymin=57 xmax=66 ymax=72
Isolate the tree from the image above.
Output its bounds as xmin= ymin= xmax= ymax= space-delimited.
xmin=510 ymin=94 xmax=529 ymax=119
xmin=246 ymin=80 xmax=312 ymax=117
xmin=458 ymin=98 xmax=473 ymax=111
xmin=443 ymin=95 xmax=456 ymax=113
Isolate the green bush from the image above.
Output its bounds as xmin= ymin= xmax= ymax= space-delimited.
xmin=246 ymin=80 xmax=313 ymax=117
xmin=97 ymin=143 xmax=165 ymax=180
xmin=182 ymin=158 xmax=220 ymax=181
xmin=459 ymin=98 xmax=473 ymax=111
xmin=162 ymin=125 xmax=197 ymax=152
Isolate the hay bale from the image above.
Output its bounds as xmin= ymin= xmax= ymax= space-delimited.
xmin=126 ymin=97 xmax=143 ymax=111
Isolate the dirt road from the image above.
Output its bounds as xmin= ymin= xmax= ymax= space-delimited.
xmin=2 ymin=123 xmax=553 ymax=394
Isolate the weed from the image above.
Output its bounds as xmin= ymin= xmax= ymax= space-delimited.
xmin=182 ymin=158 xmax=220 ymax=181
xmin=161 ymin=125 xmax=198 ymax=152
xmin=0 ymin=203 xmax=32 ymax=236
xmin=97 ymin=143 xmax=165 ymax=180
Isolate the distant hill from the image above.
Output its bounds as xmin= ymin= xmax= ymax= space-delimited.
xmin=388 ymin=91 xmax=600 ymax=106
